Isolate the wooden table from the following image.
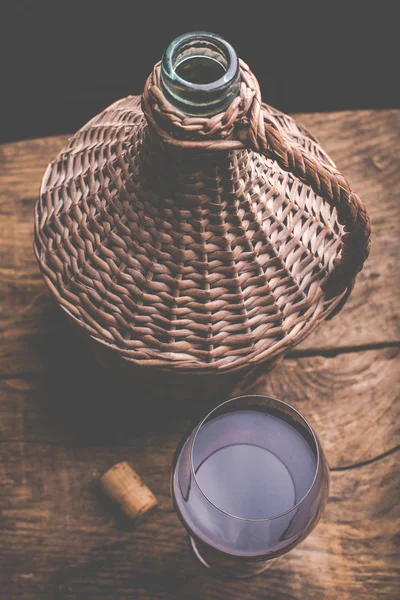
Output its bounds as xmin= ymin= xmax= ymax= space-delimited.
xmin=0 ymin=110 xmax=399 ymax=600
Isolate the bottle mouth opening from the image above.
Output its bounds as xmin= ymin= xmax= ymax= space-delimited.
xmin=175 ymin=55 xmax=227 ymax=85
xmin=160 ymin=32 xmax=240 ymax=116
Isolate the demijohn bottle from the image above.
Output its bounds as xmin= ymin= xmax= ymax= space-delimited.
xmin=34 ymin=32 xmax=370 ymax=401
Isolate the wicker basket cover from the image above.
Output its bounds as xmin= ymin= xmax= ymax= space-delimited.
xmin=34 ymin=44 xmax=370 ymax=399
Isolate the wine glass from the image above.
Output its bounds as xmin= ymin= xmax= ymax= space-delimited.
xmin=171 ymin=395 xmax=329 ymax=578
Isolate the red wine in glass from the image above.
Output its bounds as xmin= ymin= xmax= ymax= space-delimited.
xmin=171 ymin=395 xmax=329 ymax=578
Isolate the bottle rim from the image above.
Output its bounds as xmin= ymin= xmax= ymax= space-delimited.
xmin=160 ymin=31 xmax=240 ymax=116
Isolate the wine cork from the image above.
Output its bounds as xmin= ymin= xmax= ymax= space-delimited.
xmin=99 ymin=461 xmax=158 ymax=521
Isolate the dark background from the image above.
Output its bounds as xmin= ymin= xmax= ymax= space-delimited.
xmin=0 ymin=1 xmax=397 ymax=144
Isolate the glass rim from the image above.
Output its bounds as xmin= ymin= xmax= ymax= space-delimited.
xmin=161 ymin=31 xmax=239 ymax=93
xmin=189 ymin=394 xmax=321 ymax=523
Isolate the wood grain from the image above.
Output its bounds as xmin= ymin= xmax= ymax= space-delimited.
xmin=248 ymin=347 xmax=400 ymax=467
xmin=0 ymin=442 xmax=397 ymax=600
xmin=0 ymin=347 xmax=398 ymax=468
xmin=0 ymin=111 xmax=399 ymax=600
xmin=296 ymin=109 xmax=400 ymax=352
xmin=0 ymin=136 xmax=69 ymax=377
xmin=0 ymin=110 xmax=399 ymax=377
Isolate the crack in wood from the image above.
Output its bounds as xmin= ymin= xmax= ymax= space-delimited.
xmin=288 ymin=341 xmax=400 ymax=359
xmin=0 ymin=341 xmax=398 ymax=381
xmin=330 ymin=444 xmax=400 ymax=472
xmin=0 ymin=440 xmax=398 ymax=474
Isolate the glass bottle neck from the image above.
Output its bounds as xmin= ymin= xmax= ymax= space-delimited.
xmin=160 ymin=32 xmax=240 ymax=117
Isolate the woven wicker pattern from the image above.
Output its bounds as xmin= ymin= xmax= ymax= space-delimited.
xmin=34 ymin=60 xmax=370 ymax=374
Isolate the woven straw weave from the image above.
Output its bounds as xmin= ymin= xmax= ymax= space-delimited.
xmin=34 ymin=58 xmax=370 ymax=380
